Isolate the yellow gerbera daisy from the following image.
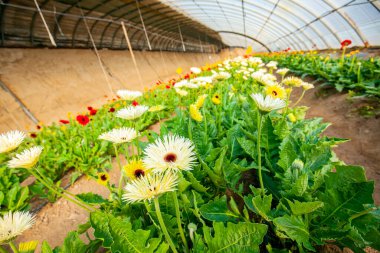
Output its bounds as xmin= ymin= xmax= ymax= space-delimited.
xmin=176 ymin=67 xmax=183 ymax=75
xmin=97 ymin=172 xmax=110 ymax=186
xmin=189 ymin=104 xmax=203 ymax=122
xmin=265 ymin=85 xmax=286 ymax=99
xmin=124 ymin=160 xmax=149 ymax=180
xmin=194 ymin=94 xmax=208 ymax=108
xmin=212 ymin=94 xmax=221 ymax=105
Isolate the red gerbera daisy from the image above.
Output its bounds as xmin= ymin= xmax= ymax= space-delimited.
xmin=30 ymin=133 xmax=37 ymax=138
xmin=87 ymin=106 xmax=93 ymax=111
xmin=59 ymin=119 xmax=70 ymax=124
xmin=132 ymin=100 xmax=139 ymax=106
xmin=109 ymin=107 xmax=115 ymax=112
xmin=165 ymin=85 xmax=170 ymax=89
xmin=76 ymin=115 xmax=90 ymax=126
xmin=90 ymin=109 xmax=97 ymax=116
xmin=340 ymin=39 xmax=352 ymax=49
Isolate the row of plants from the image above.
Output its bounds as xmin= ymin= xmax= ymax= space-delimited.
xmin=254 ymin=40 xmax=380 ymax=99
xmin=0 ymin=56 xmax=379 ymax=253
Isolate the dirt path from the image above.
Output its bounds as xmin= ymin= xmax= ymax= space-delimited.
xmin=290 ymin=85 xmax=380 ymax=204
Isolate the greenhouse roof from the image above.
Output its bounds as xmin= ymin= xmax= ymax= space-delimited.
xmin=0 ymin=0 xmax=379 ymax=52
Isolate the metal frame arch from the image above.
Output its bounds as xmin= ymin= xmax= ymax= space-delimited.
xmin=166 ymin=0 xmax=331 ymax=49
xmin=255 ymin=0 xmax=337 ymax=48
xmin=265 ymin=0 xmax=341 ymax=48
xmin=157 ymin=11 xmax=303 ymax=50
xmin=322 ymin=0 xmax=366 ymax=45
xmin=163 ymin=1 xmax=312 ymax=49
xmin=142 ymin=10 xmax=299 ymax=49
xmin=217 ymin=31 xmax=271 ymax=52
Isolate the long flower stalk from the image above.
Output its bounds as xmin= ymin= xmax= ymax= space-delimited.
xmin=0 ymin=246 xmax=7 ymax=253
xmin=30 ymin=169 xmax=93 ymax=212
xmin=154 ymin=197 xmax=178 ymax=253
xmin=257 ymin=112 xmax=264 ymax=194
xmin=34 ymin=168 xmax=93 ymax=208
xmin=172 ymin=191 xmax=189 ymax=252
xmin=293 ymin=90 xmax=305 ymax=107
xmin=8 ymin=242 xmax=19 ymax=253
xmin=114 ymin=144 xmax=124 ymax=200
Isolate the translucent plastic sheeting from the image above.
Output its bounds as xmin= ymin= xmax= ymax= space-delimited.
xmin=162 ymin=0 xmax=380 ymax=52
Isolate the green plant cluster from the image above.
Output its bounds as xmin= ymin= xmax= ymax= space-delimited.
xmin=1 ymin=57 xmax=379 ymax=253
xmin=259 ymin=52 xmax=380 ymax=98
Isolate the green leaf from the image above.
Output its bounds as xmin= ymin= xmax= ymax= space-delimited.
xmin=76 ymin=193 xmax=107 ymax=204
xmin=200 ymin=196 xmax=239 ymax=222
xmin=287 ymin=199 xmax=324 ymax=215
xmin=203 ymin=222 xmax=267 ymax=253
xmin=273 ymin=215 xmax=315 ymax=251
xmin=41 ymin=241 xmax=53 ymax=253
xmin=237 ymin=137 xmax=256 ymax=160
xmin=108 ymin=215 xmax=168 ymax=253
xmin=277 ymin=136 xmax=298 ymax=171
xmin=90 ymin=212 xmax=167 ymax=252
xmin=214 ymin=146 xmax=228 ymax=176
xmin=184 ymin=171 xmax=208 ymax=193
xmin=60 ymin=231 xmax=87 ymax=253
xmin=251 ymin=194 xmax=273 ymax=221
xmin=90 ymin=212 xmax=113 ymax=248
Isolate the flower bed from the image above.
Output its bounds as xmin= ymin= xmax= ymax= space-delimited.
xmin=1 ymin=57 xmax=379 ymax=252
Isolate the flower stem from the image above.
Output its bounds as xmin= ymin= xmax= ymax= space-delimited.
xmin=114 ymin=144 xmax=124 ymax=201
xmin=202 ymin=107 xmax=208 ymax=143
xmin=34 ymin=168 xmax=90 ymax=207
xmin=9 ymin=241 xmax=19 ymax=253
xmin=257 ymin=112 xmax=264 ymax=194
xmin=293 ymin=90 xmax=305 ymax=107
xmin=0 ymin=246 xmax=7 ymax=253
xmin=154 ymin=197 xmax=178 ymax=253
xmin=172 ymin=191 xmax=189 ymax=252
xmin=30 ymin=170 xmax=93 ymax=212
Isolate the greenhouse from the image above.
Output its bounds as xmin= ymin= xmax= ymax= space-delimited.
xmin=0 ymin=0 xmax=379 ymax=252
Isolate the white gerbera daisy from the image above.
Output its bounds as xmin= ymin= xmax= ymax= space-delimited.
xmin=98 ymin=127 xmax=137 ymax=144
xmin=0 ymin=130 xmax=26 ymax=154
xmin=8 ymin=146 xmax=43 ymax=169
xmin=282 ymin=76 xmax=303 ymax=87
xmin=276 ymin=68 xmax=289 ymax=76
xmin=302 ymin=82 xmax=314 ymax=90
xmin=190 ymin=67 xmax=201 ymax=74
xmin=143 ymin=135 xmax=196 ymax=173
xmin=116 ymin=105 xmax=149 ymax=120
xmin=175 ymin=88 xmax=188 ymax=97
xmin=266 ymin=61 xmax=278 ymax=69
xmin=123 ymin=171 xmax=178 ymax=203
xmin=250 ymin=93 xmax=286 ymax=112
xmin=116 ymin=90 xmax=142 ymax=101
xmin=173 ymin=79 xmax=189 ymax=88
xmin=0 ymin=211 xmax=35 ymax=244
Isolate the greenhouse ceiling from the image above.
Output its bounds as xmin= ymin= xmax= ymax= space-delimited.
xmin=0 ymin=0 xmax=379 ymax=52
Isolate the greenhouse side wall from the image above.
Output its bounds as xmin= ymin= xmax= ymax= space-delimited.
xmin=0 ymin=48 xmax=235 ymax=132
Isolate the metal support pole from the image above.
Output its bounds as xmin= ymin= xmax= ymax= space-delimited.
xmin=121 ymin=21 xmax=144 ymax=90
xmin=33 ymin=0 xmax=57 ymax=47
xmin=80 ymin=8 xmax=114 ymax=95
xmin=135 ymin=0 xmax=152 ymax=50
xmin=178 ymin=23 xmax=186 ymax=52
